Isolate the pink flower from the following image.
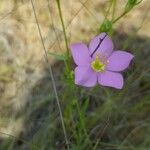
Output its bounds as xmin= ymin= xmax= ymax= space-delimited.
xmin=70 ymin=33 xmax=134 ymax=89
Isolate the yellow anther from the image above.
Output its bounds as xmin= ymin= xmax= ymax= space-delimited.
xmin=91 ymin=55 xmax=105 ymax=72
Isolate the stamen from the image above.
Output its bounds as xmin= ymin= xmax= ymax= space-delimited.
xmin=91 ymin=54 xmax=106 ymax=72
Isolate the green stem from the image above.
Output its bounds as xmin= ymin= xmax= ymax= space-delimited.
xmin=112 ymin=11 xmax=128 ymax=24
xmin=105 ymin=0 xmax=113 ymax=19
xmin=75 ymin=99 xmax=93 ymax=149
xmin=112 ymin=0 xmax=143 ymax=24
xmin=111 ymin=0 xmax=117 ymax=21
xmin=56 ymin=0 xmax=69 ymax=58
xmin=46 ymin=0 xmax=69 ymax=72
xmin=76 ymin=100 xmax=88 ymax=137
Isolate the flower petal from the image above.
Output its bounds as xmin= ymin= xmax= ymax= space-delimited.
xmin=75 ymin=66 xmax=97 ymax=87
xmin=89 ymin=32 xmax=114 ymax=58
xmin=70 ymin=43 xmax=91 ymax=66
xmin=98 ymin=71 xmax=123 ymax=89
xmin=106 ymin=51 xmax=134 ymax=71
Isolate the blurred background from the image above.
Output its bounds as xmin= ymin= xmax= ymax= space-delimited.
xmin=0 ymin=0 xmax=150 ymax=149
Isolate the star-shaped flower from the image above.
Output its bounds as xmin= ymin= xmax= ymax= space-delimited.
xmin=70 ymin=33 xmax=134 ymax=89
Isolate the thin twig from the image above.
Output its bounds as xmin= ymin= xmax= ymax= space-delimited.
xmin=30 ymin=0 xmax=69 ymax=149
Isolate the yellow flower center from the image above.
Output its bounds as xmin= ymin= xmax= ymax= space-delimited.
xmin=91 ymin=55 xmax=105 ymax=72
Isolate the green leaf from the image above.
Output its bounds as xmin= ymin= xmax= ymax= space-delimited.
xmin=48 ymin=52 xmax=67 ymax=61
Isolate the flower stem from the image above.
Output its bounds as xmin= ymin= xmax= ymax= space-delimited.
xmin=112 ymin=11 xmax=128 ymax=24
xmin=111 ymin=0 xmax=117 ymax=21
xmin=56 ymin=0 xmax=70 ymax=59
